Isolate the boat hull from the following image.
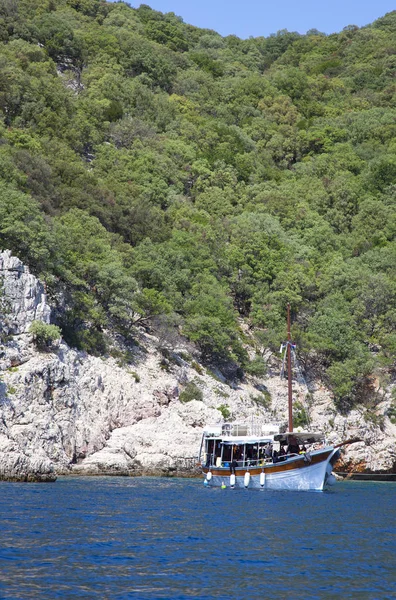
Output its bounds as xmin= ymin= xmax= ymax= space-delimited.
xmin=203 ymin=447 xmax=340 ymax=492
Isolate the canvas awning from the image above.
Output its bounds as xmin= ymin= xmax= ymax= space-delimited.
xmin=274 ymin=431 xmax=324 ymax=444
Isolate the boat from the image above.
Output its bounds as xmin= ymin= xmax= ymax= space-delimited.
xmin=198 ymin=304 xmax=357 ymax=491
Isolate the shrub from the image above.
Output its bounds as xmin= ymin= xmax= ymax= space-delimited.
xmin=130 ymin=371 xmax=140 ymax=383
xmin=364 ymin=409 xmax=384 ymax=428
xmin=110 ymin=348 xmax=137 ymax=367
xmin=29 ymin=321 xmax=61 ymax=350
xmin=217 ymin=404 xmax=231 ymax=420
xmin=244 ymin=356 xmax=267 ymax=378
xmin=191 ymin=360 xmax=204 ymax=375
xmin=251 ymin=390 xmax=271 ymax=410
xmin=293 ymin=401 xmax=310 ymax=428
xmin=386 ymin=401 xmax=396 ymax=425
xmin=214 ymin=387 xmax=229 ymax=398
xmin=179 ymin=382 xmax=203 ymax=403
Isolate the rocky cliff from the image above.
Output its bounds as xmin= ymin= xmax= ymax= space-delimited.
xmin=0 ymin=250 xmax=395 ymax=481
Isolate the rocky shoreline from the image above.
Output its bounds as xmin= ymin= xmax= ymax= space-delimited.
xmin=0 ymin=448 xmax=57 ymax=482
xmin=1 ymin=250 xmax=395 ymax=483
xmin=335 ymin=472 xmax=396 ymax=482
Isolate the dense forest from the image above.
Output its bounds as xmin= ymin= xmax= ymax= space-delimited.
xmin=0 ymin=0 xmax=395 ymax=410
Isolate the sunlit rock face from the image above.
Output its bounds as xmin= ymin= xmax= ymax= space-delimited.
xmin=0 ymin=250 xmax=50 ymax=335
xmin=0 ymin=437 xmax=56 ymax=482
xmin=0 ymin=250 xmax=395 ymax=482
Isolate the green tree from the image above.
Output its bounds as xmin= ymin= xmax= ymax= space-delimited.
xmin=30 ymin=320 xmax=61 ymax=350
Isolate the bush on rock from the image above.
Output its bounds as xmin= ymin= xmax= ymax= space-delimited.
xmin=29 ymin=320 xmax=61 ymax=350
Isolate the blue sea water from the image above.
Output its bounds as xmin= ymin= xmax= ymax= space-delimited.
xmin=0 ymin=477 xmax=395 ymax=599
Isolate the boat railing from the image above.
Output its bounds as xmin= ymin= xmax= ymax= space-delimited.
xmin=221 ymin=423 xmax=248 ymax=436
xmin=202 ymin=452 xmax=306 ymax=469
xmin=219 ymin=458 xmax=272 ymax=468
xmin=220 ymin=421 xmax=282 ymax=437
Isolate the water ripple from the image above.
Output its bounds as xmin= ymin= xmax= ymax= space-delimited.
xmin=0 ymin=478 xmax=395 ymax=599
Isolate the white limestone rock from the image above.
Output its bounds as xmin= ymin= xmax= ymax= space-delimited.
xmin=0 ymin=435 xmax=56 ymax=481
xmin=0 ymin=249 xmax=395 ymax=480
xmin=0 ymin=250 xmax=50 ymax=335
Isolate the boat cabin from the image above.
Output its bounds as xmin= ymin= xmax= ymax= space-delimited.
xmin=199 ymin=423 xmax=279 ymax=469
xmin=199 ymin=424 xmax=327 ymax=470
xmin=203 ymin=436 xmax=274 ymax=469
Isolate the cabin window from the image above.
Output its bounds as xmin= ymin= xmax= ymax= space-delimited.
xmin=205 ymin=439 xmax=214 ymax=466
xmin=222 ymin=444 xmax=232 ymax=463
xmin=204 ymin=439 xmax=223 ymax=466
xmin=206 ymin=439 xmax=214 ymax=455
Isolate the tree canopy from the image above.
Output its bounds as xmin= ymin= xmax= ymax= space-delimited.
xmin=0 ymin=0 xmax=396 ymax=405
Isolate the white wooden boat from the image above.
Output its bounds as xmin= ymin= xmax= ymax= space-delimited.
xmin=198 ymin=423 xmax=352 ymax=491
xmin=199 ymin=305 xmax=358 ymax=491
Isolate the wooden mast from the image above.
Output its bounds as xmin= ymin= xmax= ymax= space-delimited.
xmin=287 ymin=303 xmax=293 ymax=432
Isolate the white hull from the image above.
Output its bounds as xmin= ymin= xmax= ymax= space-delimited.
xmin=204 ymin=448 xmax=339 ymax=492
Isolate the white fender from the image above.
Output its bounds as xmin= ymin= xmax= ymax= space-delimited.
xmin=230 ymin=473 xmax=236 ymax=488
xmin=206 ymin=471 xmax=212 ymax=482
xmin=327 ymin=473 xmax=336 ymax=486
xmin=260 ymin=471 xmax=266 ymax=487
xmin=244 ymin=471 xmax=250 ymax=488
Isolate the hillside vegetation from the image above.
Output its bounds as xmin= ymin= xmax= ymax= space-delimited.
xmin=0 ymin=0 xmax=396 ymax=410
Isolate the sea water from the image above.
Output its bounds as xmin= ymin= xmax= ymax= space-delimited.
xmin=0 ymin=477 xmax=394 ymax=599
